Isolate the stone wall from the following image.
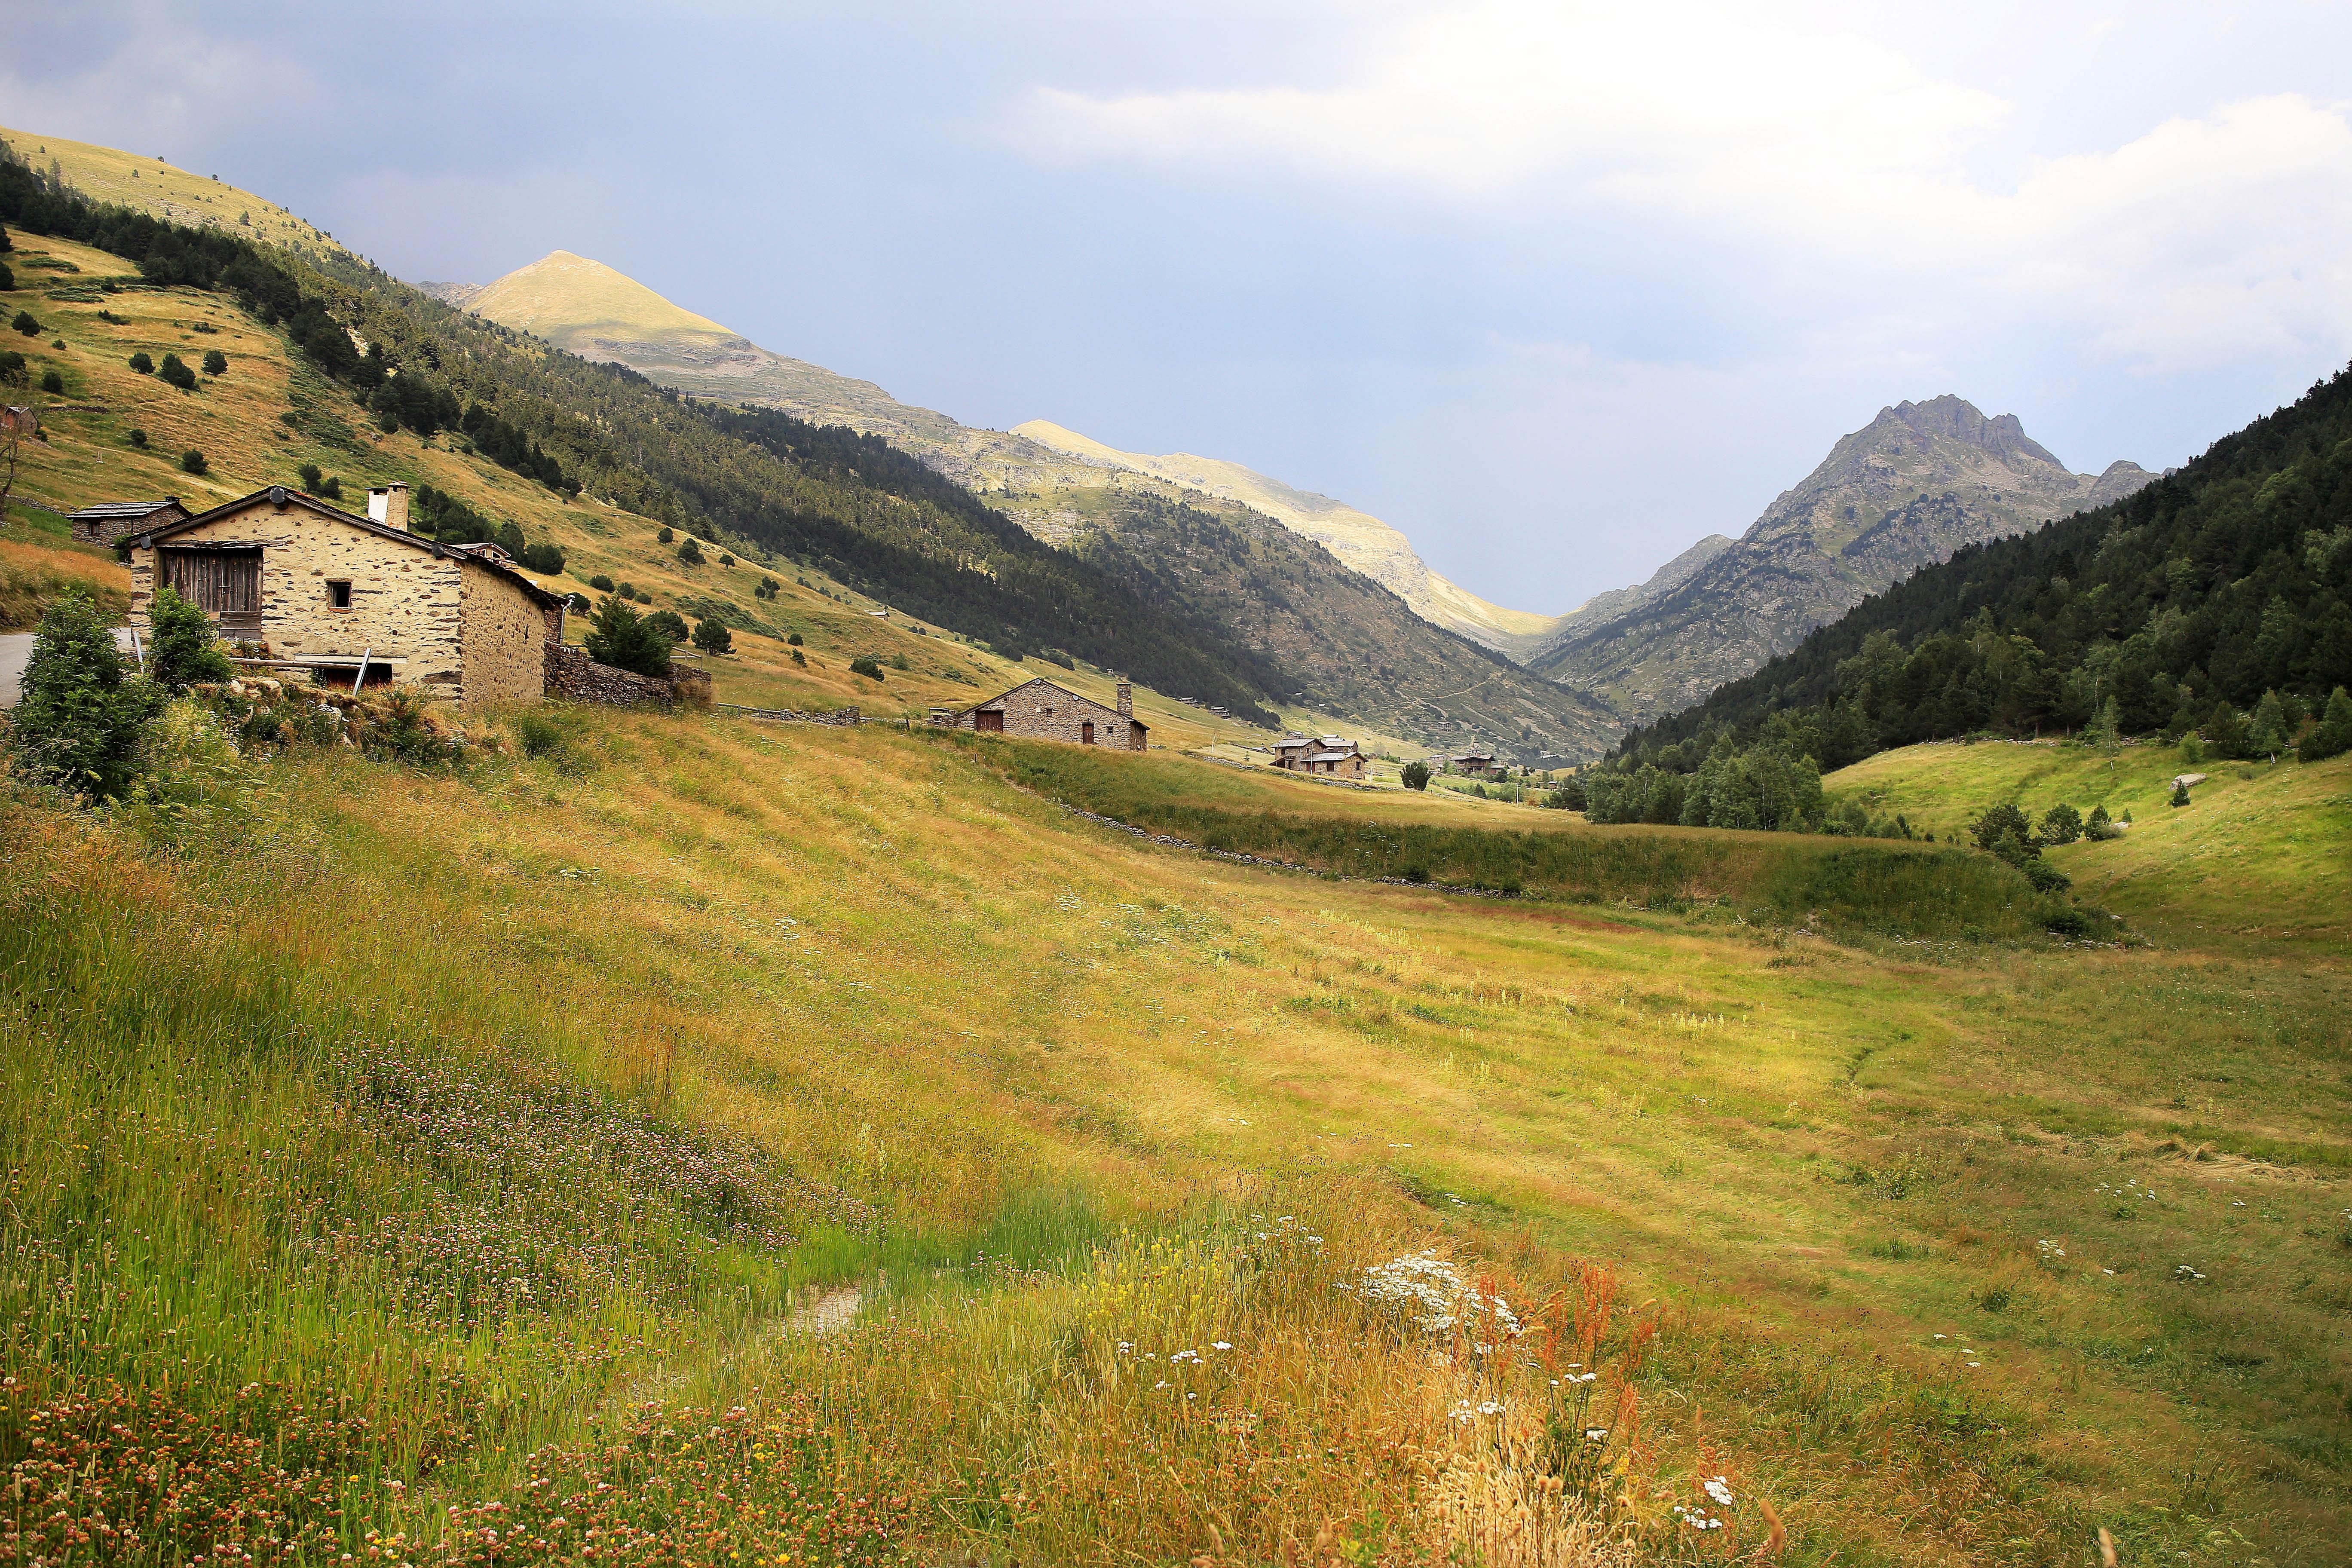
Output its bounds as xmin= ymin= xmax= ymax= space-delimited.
xmin=938 ymin=676 xmax=1145 ymax=750
xmin=132 ymin=498 xmax=463 ymax=686
xmin=545 ymin=642 xmax=715 ymax=707
xmin=457 ymin=558 xmax=550 ymax=702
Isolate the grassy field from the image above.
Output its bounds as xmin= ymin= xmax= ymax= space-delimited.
xmin=3 ymin=701 xmax=2347 ymax=1565
xmin=1828 ymin=740 xmax=2352 ymax=952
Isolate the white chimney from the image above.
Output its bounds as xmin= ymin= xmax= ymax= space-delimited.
xmin=367 ymin=483 xmax=410 ymax=531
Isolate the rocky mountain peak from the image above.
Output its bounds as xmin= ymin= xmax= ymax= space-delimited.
xmin=1874 ymin=395 xmax=2064 ymax=470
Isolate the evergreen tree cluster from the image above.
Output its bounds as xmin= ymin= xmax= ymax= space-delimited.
xmin=0 ymin=148 xmax=1278 ymax=723
xmin=1616 ymin=365 xmax=2352 ymax=770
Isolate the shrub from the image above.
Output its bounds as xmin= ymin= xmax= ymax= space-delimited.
xmin=657 ymin=526 xmax=674 ymax=543
xmin=147 ymin=583 xmax=236 ymax=691
xmin=0 ymin=349 xmax=22 ymax=386
xmin=676 ymin=537 xmax=705 ymax=566
xmin=787 ymin=632 xmax=803 ymax=646
xmin=588 ymin=574 xmax=614 ymax=591
xmin=2301 ymin=686 xmax=2352 ymax=762
xmin=2171 ymin=779 xmax=2190 ymax=807
xmin=692 ymin=618 xmax=733 ymax=655
xmin=2040 ymin=802 xmax=2082 ymax=844
xmin=644 ymin=609 xmax=690 ymax=643
xmin=6 ymin=592 xmax=162 ymax=799
xmin=519 ymin=541 xmax=567 ymax=575
xmin=1402 ymin=760 xmax=1431 ymax=791
xmin=2021 ymin=857 xmax=2070 ymax=894
xmin=2043 ymin=903 xmax=2093 ymax=939
xmin=756 ymin=576 xmax=780 ymax=599
xmin=514 ymin=712 xmax=567 ymax=760
xmin=0 ymin=261 xmax=12 ymax=292
xmin=1970 ymin=802 xmax=2039 ymax=864
xmin=888 ymin=653 xmax=910 ymax=671
xmin=584 ymin=595 xmax=673 ymax=678
xmin=791 ymin=649 xmax=806 ymax=667
xmin=11 ymin=309 xmax=39 ymax=336
xmin=127 ymin=427 xmax=147 ymax=448
xmin=718 ymin=552 xmax=734 ymax=567
xmin=2084 ymin=804 xmax=2121 ymax=841
xmin=201 ymin=349 xmax=227 ymax=376
xmin=159 ymin=353 xmax=198 ymax=391
xmin=849 ymin=656 xmax=883 ymax=681
xmin=180 ymin=448 xmax=208 ymax=475
xmin=297 ymin=462 xmax=324 ymax=491
xmin=2248 ymin=689 xmax=2289 ymax=759
xmin=38 ymin=368 xmax=62 ymax=393
xmin=320 ymin=475 xmax=342 ymax=499
xmin=128 ymin=351 xmax=153 ymax=374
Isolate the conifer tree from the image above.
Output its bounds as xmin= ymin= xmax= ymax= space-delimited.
xmin=2248 ymin=689 xmax=2288 ymax=759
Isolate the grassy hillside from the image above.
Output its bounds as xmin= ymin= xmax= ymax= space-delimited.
xmin=4 ymin=697 xmax=2349 ymax=1563
xmin=0 ymin=124 xmax=352 ymax=265
xmin=1828 ymin=741 xmax=2352 ymax=951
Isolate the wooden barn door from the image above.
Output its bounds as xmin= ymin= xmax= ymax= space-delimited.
xmin=977 ymin=710 xmax=1004 ymax=732
xmin=159 ymin=547 xmax=263 ymax=637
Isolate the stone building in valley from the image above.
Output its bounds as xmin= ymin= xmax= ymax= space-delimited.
xmin=123 ymin=483 xmax=565 ymax=700
xmin=1271 ymin=734 xmax=1366 ymax=779
xmin=67 ymin=496 xmax=189 ymax=545
xmin=936 ymin=675 xmax=1148 ymax=750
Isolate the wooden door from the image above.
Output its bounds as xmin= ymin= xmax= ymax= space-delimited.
xmin=159 ymin=547 xmax=263 ymax=637
xmin=1082 ymin=721 xmax=1095 ymax=744
xmin=977 ymin=709 xmax=1004 ymax=732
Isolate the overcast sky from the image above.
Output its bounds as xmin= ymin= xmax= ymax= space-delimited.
xmin=8 ymin=1 xmax=2352 ymax=610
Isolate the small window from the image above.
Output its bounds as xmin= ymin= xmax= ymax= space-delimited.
xmin=328 ymin=580 xmax=352 ymax=609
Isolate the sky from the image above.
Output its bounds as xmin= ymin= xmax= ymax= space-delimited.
xmin=7 ymin=1 xmax=2352 ymax=612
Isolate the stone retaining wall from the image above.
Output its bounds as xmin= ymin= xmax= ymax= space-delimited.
xmin=546 ymin=642 xmax=685 ymax=706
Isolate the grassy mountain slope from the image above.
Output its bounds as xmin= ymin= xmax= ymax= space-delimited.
xmin=1011 ymin=418 xmax=1557 ymax=653
xmin=0 ymin=122 xmax=354 ymax=265
xmin=440 ymin=251 xmax=1619 ymax=757
xmin=1532 ymin=396 xmax=2158 ymax=720
xmin=0 ymin=148 xmax=1285 ymax=723
xmin=6 ymin=694 xmax=2348 ymax=1561
xmin=1625 ymin=366 xmax=2352 ymax=767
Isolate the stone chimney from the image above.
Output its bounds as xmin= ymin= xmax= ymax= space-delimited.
xmin=1116 ymin=677 xmax=1133 ymax=717
xmin=366 ymin=483 xmax=410 ymax=531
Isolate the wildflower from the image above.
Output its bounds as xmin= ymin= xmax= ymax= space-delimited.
xmin=1583 ymin=1427 xmax=1608 ymax=1442
xmin=1703 ymin=1477 xmax=1733 ymax=1507
xmin=1212 ymin=1341 xmax=1233 ymax=1351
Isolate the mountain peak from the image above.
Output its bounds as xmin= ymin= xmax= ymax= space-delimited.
xmin=1876 ymin=394 xmax=2063 ymax=469
xmin=467 ymin=250 xmax=737 ymax=342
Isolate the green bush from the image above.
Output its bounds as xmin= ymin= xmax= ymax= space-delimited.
xmin=6 ymin=592 xmax=162 ymax=799
xmin=583 ymin=596 xmax=672 ymax=679
xmin=787 ymin=632 xmax=803 ymax=646
xmin=0 ymin=261 xmax=12 ymax=293
xmin=127 ymin=351 xmax=153 ymax=374
xmin=644 ymin=609 xmax=689 ymax=643
xmin=519 ymin=542 xmax=566 ymax=575
xmin=297 ymin=462 xmax=324 ymax=492
xmin=849 ymin=656 xmax=883 ymax=681
xmin=692 ymin=619 xmax=733 ymax=655
xmin=2040 ymin=802 xmax=2082 ymax=843
xmin=159 ymin=353 xmax=198 ymax=391
xmin=1401 ymin=760 xmax=1432 ymax=791
xmin=180 ymin=449 xmax=207 ymax=476
xmin=127 ymin=427 xmax=147 ymax=448
xmin=11 ymin=309 xmax=40 ymax=336
xmin=676 ymin=538 xmax=705 ymax=567
xmin=514 ymin=713 xmax=567 ymax=760
xmin=147 ymin=584 xmax=235 ymax=692
xmin=2302 ymin=687 xmax=2352 ymax=762
xmin=38 ymin=369 xmax=61 ymax=394
xmin=657 ymin=526 xmax=674 ymax=544
xmin=588 ymin=574 xmax=615 ymax=592
xmin=2084 ymin=804 xmax=2121 ymax=841
xmin=201 ymin=349 xmax=227 ymax=377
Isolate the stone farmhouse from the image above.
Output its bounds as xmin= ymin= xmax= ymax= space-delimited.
xmin=69 ymin=496 xmax=190 ymax=545
xmin=1271 ymin=734 xmax=1366 ymax=779
xmin=1450 ymin=750 xmax=1502 ymax=778
xmin=935 ymin=676 xmax=1148 ymax=750
xmin=122 ymin=483 xmax=567 ymax=701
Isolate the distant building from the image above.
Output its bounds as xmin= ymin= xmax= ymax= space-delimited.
xmin=1451 ymin=750 xmax=1502 ymax=778
xmin=1272 ymin=733 xmax=1366 ymax=779
xmin=67 ymin=495 xmax=189 ymax=546
xmin=935 ymin=675 xmax=1148 ymax=750
xmin=121 ymin=482 xmax=565 ymax=700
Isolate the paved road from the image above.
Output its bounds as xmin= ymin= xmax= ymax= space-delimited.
xmin=0 ymin=629 xmax=139 ymax=707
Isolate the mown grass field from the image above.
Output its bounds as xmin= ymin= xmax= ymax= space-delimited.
xmin=4 ymin=701 xmax=2347 ymax=1566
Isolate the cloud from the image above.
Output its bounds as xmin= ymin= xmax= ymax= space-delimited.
xmin=1015 ymin=1 xmax=2352 ymax=373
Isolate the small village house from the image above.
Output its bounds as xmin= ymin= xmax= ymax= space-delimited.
xmin=68 ymin=495 xmax=189 ymax=546
xmin=1271 ymin=733 xmax=1366 ymax=779
xmin=122 ymin=482 xmax=566 ymax=700
xmin=1450 ymin=750 xmax=1502 ymax=778
xmin=936 ymin=675 xmax=1148 ymax=750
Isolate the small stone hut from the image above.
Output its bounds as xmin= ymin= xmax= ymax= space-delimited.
xmin=68 ymin=496 xmax=190 ymax=545
xmin=122 ymin=483 xmax=565 ymax=701
xmin=1272 ymin=734 xmax=1365 ymax=779
xmin=936 ymin=675 xmax=1148 ymax=750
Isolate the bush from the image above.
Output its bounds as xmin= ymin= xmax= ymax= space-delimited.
xmin=38 ymin=369 xmax=61 ymax=394
xmin=201 ymin=349 xmax=227 ymax=377
xmin=2021 ymin=857 xmax=2070 ymax=894
xmin=297 ymin=462 xmax=324 ymax=492
xmin=514 ymin=713 xmax=567 ymax=760
xmin=588 ymin=574 xmax=615 ymax=591
xmin=2043 ymin=903 xmax=2092 ymax=939
xmin=0 ymin=349 xmax=22 ymax=386
xmin=6 ymin=592 xmax=163 ymax=799
xmin=644 ymin=609 xmax=689 ymax=643
xmin=2040 ymin=802 xmax=2082 ymax=844
xmin=583 ymin=596 xmax=673 ymax=678
xmin=180 ymin=449 xmax=208 ymax=475
xmin=849 ymin=656 xmax=883 ymax=681
xmin=787 ymin=632 xmax=803 ymax=646
xmin=147 ymin=584 xmax=235 ymax=692
xmin=2084 ymin=804 xmax=2122 ymax=841
xmin=1970 ymin=802 xmax=2040 ymax=864
xmin=692 ymin=618 xmax=733 ymax=655
xmin=127 ymin=427 xmax=147 ymax=448
xmin=0 ymin=261 xmax=12 ymax=293
xmin=2171 ymin=779 xmax=2191 ymax=807
xmin=128 ymin=351 xmax=153 ymax=374
xmin=319 ymin=475 xmax=342 ymax=499
xmin=657 ymin=526 xmax=674 ymax=544
xmin=756 ymin=576 xmax=780 ymax=599
xmin=888 ymin=653 xmax=909 ymax=671
xmin=676 ymin=537 xmax=705 ymax=566
xmin=159 ymin=353 xmax=198 ymax=391
xmin=1402 ymin=760 xmax=1431 ymax=791
xmin=519 ymin=542 xmax=566 ymax=575
xmin=11 ymin=309 xmax=40 ymax=337
xmin=791 ymin=649 xmax=806 ymax=667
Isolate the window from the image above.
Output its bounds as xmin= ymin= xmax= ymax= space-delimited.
xmin=328 ymin=580 xmax=352 ymax=609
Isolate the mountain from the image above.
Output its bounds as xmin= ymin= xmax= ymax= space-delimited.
xmin=1527 ymin=396 xmax=2159 ymax=720
xmin=446 ymin=251 xmax=1619 ymax=759
xmin=0 ymin=122 xmax=353 ymax=265
xmin=1614 ymin=366 xmax=2352 ymax=772
xmin=1007 ymin=421 xmax=1556 ymax=652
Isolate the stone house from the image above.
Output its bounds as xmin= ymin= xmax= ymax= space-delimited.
xmin=122 ymin=482 xmax=565 ymax=701
xmin=67 ymin=496 xmax=189 ymax=545
xmin=936 ymin=675 xmax=1148 ymax=750
xmin=1272 ymin=734 xmax=1366 ymax=779
xmin=1450 ymin=750 xmax=1501 ymax=778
